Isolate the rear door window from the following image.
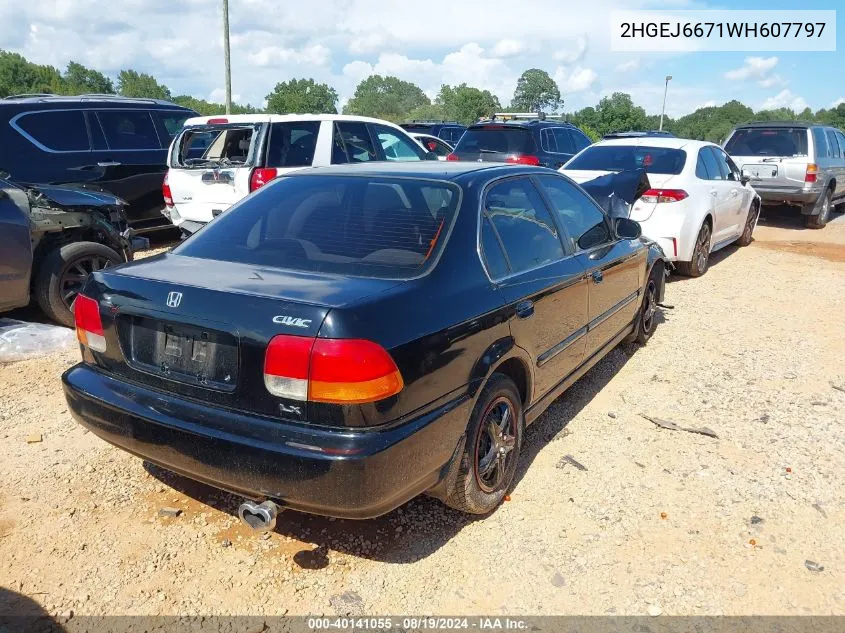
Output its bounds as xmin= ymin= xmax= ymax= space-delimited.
xmin=266 ymin=121 xmax=319 ymax=168
xmin=711 ymin=147 xmax=737 ymax=181
xmin=332 ymin=122 xmax=377 ymax=164
xmin=14 ymin=110 xmax=90 ymax=151
xmin=155 ymin=111 xmax=191 ymax=140
xmin=552 ymin=128 xmax=575 ymax=154
xmin=825 ymin=129 xmax=840 ymax=158
xmin=571 ymin=130 xmax=591 ymax=151
xmin=96 ymin=110 xmax=161 ymax=150
xmin=725 ymin=127 xmax=808 ymax=157
xmin=812 ymin=128 xmax=830 ymax=158
xmin=696 ymin=153 xmax=711 ymax=179
xmin=835 ymin=130 xmax=845 ymax=159
xmin=483 ymin=177 xmax=563 ymax=274
xmin=371 ymin=124 xmax=425 ymax=161
xmin=174 ymin=175 xmax=459 ymax=279
xmin=701 ymin=147 xmax=724 ymax=180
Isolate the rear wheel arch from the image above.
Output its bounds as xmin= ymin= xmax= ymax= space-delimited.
xmin=493 ymin=356 xmax=531 ymax=409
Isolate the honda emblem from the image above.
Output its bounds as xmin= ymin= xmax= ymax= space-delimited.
xmin=166 ymin=291 xmax=182 ymax=308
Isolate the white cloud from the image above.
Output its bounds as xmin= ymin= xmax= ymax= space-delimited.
xmin=553 ymin=36 xmax=587 ymax=63
xmin=832 ymin=97 xmax=845 ymax=107
xmin=248 ymin=44 xmax=331 ymax=68
xmin=760 ymin=89 xmax=809 ymax=112
xmin=554 ymin=66 xmax=598 ymax=93
xmin=207 ymin=88 xmax=242 ymax=104
xmin=347 ymin=33 xmax=386 ymax=54
xmin=615 ymin=59 xmax=640 ymax=73
xmin=696 ymin=100 xmax=717 ymax=109
xmin=490 ymin=39 xmax=526 ymax=58
xmin=758 ymin=75 xmax=786 ymax=89
xmin=724 ymin=56 xmax=779 ymax=81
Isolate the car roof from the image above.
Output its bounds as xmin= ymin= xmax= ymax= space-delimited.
xmin=183 ymin=113 xmax=412 ymax=127
xmin=285 ymin=161 xmax=542 ymax=182
xmin=589 ymin=137 xmax=714 ymax=150
xmin=0 ymin=94 xmax=189 ymax=109
xmin=733 ymin=121 xmax=815 ymax=129
xmin=469 ymin=120 xmax=574 ymax=129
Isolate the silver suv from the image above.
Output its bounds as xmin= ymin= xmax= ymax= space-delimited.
xmin=724 ymin=122 xmax=845 ymax=229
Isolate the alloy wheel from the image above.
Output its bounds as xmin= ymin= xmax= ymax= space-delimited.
xmin=642 ymin=279 xmax=657 ymax=334
xmin=474 ymin=396 xmax=517 ymax=493
xmin=60 ymin=255 xmax=112 ymax=308
xmin=694 ymin=224 xmax=711 ymax=273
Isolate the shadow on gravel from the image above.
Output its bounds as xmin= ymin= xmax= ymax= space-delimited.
xmin=144 ymin=461 xmax=480 ymax=565
xmin=0 ymin=587 xmax=67 ymax=631
xmin=666 ymin=244 xmax=739 ymax=283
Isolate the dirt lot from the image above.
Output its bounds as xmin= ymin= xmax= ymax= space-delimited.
xmin=1 ymin=211 xmax=844 ymax=618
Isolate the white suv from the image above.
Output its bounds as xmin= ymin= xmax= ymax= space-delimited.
xmin=163 ymin=114 xmax=435 ymax=234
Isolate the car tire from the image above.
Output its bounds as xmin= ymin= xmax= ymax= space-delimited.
xmin=736 ymin=200 xmax=760 ymax=247
xmin=444 ymin=373 xmax=524 ymax=515
xmin=35 ymin=242 xmax=123 ymax=327
xmin=675 ymin=221 xmax=711 ymax=277
xmin=627 ymin=267 xmax=660 ymax=345
xmin=805 ymin=188 xmax=832 ymax=229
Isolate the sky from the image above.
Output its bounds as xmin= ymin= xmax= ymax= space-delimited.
xmin=1 ymin=0 xmax=842 ymax=116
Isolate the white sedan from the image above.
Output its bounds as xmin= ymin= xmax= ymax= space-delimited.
xmin=561 ymin=137 xmax=761 ymax=277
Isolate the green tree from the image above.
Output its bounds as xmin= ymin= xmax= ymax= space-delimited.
xmin=265 ymin=78 xmax=338 ymax=114
xmin=437 ymin=83 xmax=500 ymax=124
xmin=405 ymin=103 xmax=449 ymax=122
xmin=815 ymin=103 xmax=845 ymax=128
xmin=63 ymin=61 xmax=114 ymax=95
xmin=117 ymin=69 xmax=171 ymax=100
xmin=593 ymin=92 xmax=648 ymax=136
xmin=343 ymin=75 xmax=430 ymax=121
xmin=172 ymin=95 xmax=261 ymax=115
xmin=512 ymin=69 xmax=561 ymax=113
xmin=0 ymin=50 xmax=63 ymax=97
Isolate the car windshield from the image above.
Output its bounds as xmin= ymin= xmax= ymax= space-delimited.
xmin=174 ymin=175 xmax=460 ymax=279
xmin=566 ymin=145 xmax=687 ymax=175
xmin=724 ymin=127 xmax=809 ymax=157
xmin=454 ymin=126 xmax=535 ymax=154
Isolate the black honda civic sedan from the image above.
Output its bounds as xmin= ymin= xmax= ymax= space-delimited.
xmin=63 ymin=162 xmax=667 ymax=520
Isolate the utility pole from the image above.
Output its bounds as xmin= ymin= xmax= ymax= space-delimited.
xmin=659 ymin=75 xmax=672 ymax=131
xmin=223 ymin=0 xmax=232 ymax=114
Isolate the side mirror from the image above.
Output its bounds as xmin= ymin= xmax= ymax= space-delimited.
xmin=740 ymin=174 xmax=751 ymax=186
xmin=615 ymin=217 xmax=642 ymax=240
xmin=425 ymin=151 xmax=439 ymax=161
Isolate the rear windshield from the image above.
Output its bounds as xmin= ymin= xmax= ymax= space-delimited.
xmin=725 ymin=127 xmax=809 ymax=157
xmin=454 ymin=126 xmax=535 ymax=155
xmin=171 ymin=124 xmax=260 ymax=168
xmin=174 ymin=175 xmax=460 ymax=279
xmin=566 ymin=145 xmax=687 ymax=175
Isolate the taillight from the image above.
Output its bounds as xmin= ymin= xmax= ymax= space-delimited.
xmin=505 ymin=154 xmax=541 ymax=166
xmin=250 ymin=167 xmax=278 ymax=192
xmin=805 ymin=163 xmax=818 ymax=183
xmin=446 ymin=153 xmax=460 ymax=161
xmin=73 ymin=294 xmax=106 ymax=353
xmin=640 ymin=188 xmax=689 ymax=203
xmin=162 ymin=171 xmax=173 ymax=207
xmin=264 ymin=335 xmax=403 ymax=405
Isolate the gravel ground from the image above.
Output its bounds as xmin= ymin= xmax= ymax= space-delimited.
xmin=1 ymin=213 xmax=843 ymax=617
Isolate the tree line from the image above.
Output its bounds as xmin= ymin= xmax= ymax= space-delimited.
xmin=2 ymin=50 xmax=844 ymax=143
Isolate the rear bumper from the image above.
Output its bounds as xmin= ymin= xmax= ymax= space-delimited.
xmin=62 ymin=364 xmax=470 ymax=519
xmin=752 ymin=186 xmax=821 ymax=208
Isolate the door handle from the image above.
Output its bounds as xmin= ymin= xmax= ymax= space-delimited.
xmin=709 ymin=190 xmax=718 ymax=197
xmin=97 ymin=161 xmax=121 ymax=167
xmin=515 ymin=300 xmax=534 ymax=319
xmin=591 ymin=270 xmax=604 ymax=284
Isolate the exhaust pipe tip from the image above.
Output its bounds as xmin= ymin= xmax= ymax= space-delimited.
xmin=238 ymin=500 xmax=279 ymax=533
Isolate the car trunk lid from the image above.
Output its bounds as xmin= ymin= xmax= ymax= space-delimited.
xmin=82 ymin=254 xmax=400 ymax=422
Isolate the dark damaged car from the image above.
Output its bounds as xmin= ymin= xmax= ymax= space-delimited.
xmin=63 ymin=162 xmax=667 ymax=523
xmin=0 ymin=176 xmax=146 ymax=326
